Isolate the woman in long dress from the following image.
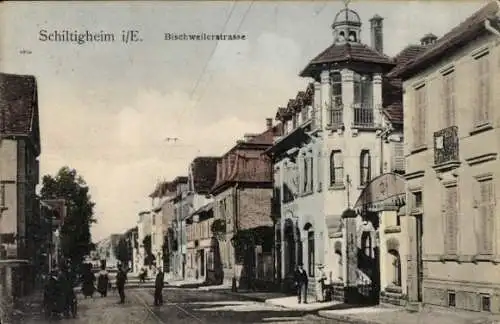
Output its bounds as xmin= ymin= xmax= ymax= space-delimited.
xmin=97 ymin=264 xmax=109 ymax=297
xmin=81 ymin=263 xmax=96 ymax=298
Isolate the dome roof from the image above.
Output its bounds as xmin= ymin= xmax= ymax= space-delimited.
xmin=332 ymin=8 xmax=361 ymax=28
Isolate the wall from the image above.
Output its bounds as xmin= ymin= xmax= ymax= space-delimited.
xmin=404 ymin=32 xmax=500 ymax=312
xmin=238 ymin=188 xmax=273 ymax=230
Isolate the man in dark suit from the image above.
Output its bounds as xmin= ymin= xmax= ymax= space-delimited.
xmin=116 ymin=264 xmax=127 ymax=304
xmin=154 ymin=267 xmax=165 ymax=306
xmin=294 ymin=263 xmax=308 ymax=304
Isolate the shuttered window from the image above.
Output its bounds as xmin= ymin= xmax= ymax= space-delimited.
xmin=443 ymin=185 xmax=459 ymax=255
xmin=442 ymin=70 xmax=456 ymax=127
xmin=413 ymin=85 xmax=427 ymax=147
xmin=392 ymin=142 xmax=405 ymax=173
xmin=478 ymin=179 xmax=495 ymax=255
xmin=317 ymin=151 xmax=322 ymax=191
xmin=475 ymin=52 xmax=491 ymax=125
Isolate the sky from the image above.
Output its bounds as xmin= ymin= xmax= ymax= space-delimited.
xmin=0 ymin=0 xmax=487 ymax=242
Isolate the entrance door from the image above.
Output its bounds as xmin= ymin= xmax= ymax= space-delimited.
xmin=416 ymin=215 xmax=423 ymax=302
xmin=200 ymin=250 xmax=205 ymax=277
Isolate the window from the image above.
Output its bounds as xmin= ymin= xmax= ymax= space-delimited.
xmin=307 ymin=230 xmax=315 ymax=277
xmin=317 ymin=151 xmax=322 ymax=191
xmin=152 ymin=214 xmax=156 ymax=226
xmin=330 ymin=72 xmax=343 ymax=126
xmin=392 ymin=142 xmax=405 ymax=173
xmin=413 ymin=84 xmax=427 ymax=148
xmin=301 ymin=106 xmax=308 ymax=123
xmin=442 ymin=69 xmax=456 ymax=127
xmin=330 ymin=150 xmax=344 ymax=186
xmin=413 ymin=191 xmax=423 ymax=209
xmin=443 ymin=184 xmax=458 ymax=255
xmin=448 ymin=291 xmax=456 ymax=307
xmin=477 ymin=178 xmax=495 ymax=255
xmin=0 ymin=184 xmax=5 ymax=206
xmin=303 ymin=157 xmax=308 ymax=193
xmin=292 ymin=114 xmax=298 ymax=129
xmin=353 ymin=74 xmax=373 ymax=107
xmin=389 ymin=250 xmax=401 ymax=286
xmin=360 ymin=150 xmax=371 ymax=186
xmin=475 ymin=52 xmax=491 ymax=125
xmin=481 ymin=295 xmax=491 ymax=312
xmin=309 ymin=156 xmax=314 ymax=192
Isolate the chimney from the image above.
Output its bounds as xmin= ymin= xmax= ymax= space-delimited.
xmin=266 ymin=118 xmax=273 ymax=130
xmin=420 ymin=33 xmax=438 ymax=46
xmin=369 ymin=14 xmax=384 ymax=53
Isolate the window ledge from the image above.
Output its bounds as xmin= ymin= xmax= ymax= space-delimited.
xmin=432 ymin=160 xmax=461 ymax=173
xmin=439 ymin=254 xmax=459 ymax=262
xmin=358 ymin=185 xmax=367 ymax=190
xmin=384 ymin=226 xmax=401 ymax=234
xmin=410 ymin=145 xmax=427 ymax=154
xmin=410 ymin=207 xmax=423 ymax=216
xmin=471 ymin=254 xmax=499 ymax=264
xmin=329 ymin=184 xmax=346 ymax=191
xmin=470 ymin=122 xmax=493 ymax=136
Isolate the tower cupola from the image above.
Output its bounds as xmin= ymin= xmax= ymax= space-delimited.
xmin=332 ymin=0 xmax=362 ymax=45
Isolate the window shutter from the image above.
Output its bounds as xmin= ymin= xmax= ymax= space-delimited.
xmin=445 ymin=186 xmax=458 ymax=255
xmin=483 ymin=58 xmax=491 ymax=121
xmin=317 ymin=151 xmax=322 ymax=190
xmin=449 ymin=73 xmax=456 ymax=126
xmin=480 ymin=180 xmax=494 ymax=254
xmin=392 ymin=142 xmax=405 ymax=172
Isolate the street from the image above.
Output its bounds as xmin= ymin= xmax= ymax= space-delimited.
xmin=20 ymin=287 xmax=344 ymax=324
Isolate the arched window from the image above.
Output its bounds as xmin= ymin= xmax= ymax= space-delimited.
xmin=389 ymin=249 xmax=401 ymax=286
xmin=334 ymin=241 xmax=342 ymax=281
xmin=330 ymin=150 xmax=344 ymax=186
xmin=360 ymin=150 xmax=371 ymax=186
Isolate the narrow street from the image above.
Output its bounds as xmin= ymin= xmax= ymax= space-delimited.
xmin=19 ymin=288 xmax=342 ymax=324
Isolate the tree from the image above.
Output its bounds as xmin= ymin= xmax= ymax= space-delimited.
xmin=142 ymin=235 xmax=155 ymax=266
xmin=40 ymin=166 xmax=96 ymax=273
xmin=114 ymin=237 xmax=130 ymax=265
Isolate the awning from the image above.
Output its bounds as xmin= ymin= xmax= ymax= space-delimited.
xmin=190 ymin=202 xmax=214 ymax=217
xmin=353 ymin=173 xmax=406 ymax=212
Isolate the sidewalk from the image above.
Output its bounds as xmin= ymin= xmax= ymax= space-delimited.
xmin=318 ymin=304 xmax=500 ymax=324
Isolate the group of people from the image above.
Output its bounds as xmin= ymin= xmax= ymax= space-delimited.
xmin=80 ymin=262 xmax=129 ymax=304
xmin=43 ymin=264 xmax=77 ymax=319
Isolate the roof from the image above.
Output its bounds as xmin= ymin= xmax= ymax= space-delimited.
xmin=300 ymin=42 xmax=395 ymax=78
xmin=190 ymin=156 xmax=219 ymax=194
xmin=381 ymin=44 xmax=428 ymax=124
xmin=0 ymin=73 xmax=40 ymax=154
xmin=275 ymin=83 xmax=314 ymax=122
xmin=149 ymin=181 xmax=176 ymax=198
xmin=172 ymin=176 xmax=188 ymax=185
xmin=388 ymin=0 xmax=500 ymax=79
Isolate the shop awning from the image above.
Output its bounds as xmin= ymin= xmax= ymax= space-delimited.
xmin=353 ymin=173 xmax=406 ymax=212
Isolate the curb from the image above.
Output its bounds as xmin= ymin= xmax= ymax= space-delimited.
xmin=317 ymin=311 xmax=381 ymax=324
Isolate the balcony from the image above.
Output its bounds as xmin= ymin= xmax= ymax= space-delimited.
xmin=352 ymin=104 xmax=374 ymax=128
xmin=433 ymin=126 xmax=460 ymax=172
xmin=327 ymin=104 xmax=344 ymax=129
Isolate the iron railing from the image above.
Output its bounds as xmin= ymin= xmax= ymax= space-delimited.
xmin=328 ymin=105 xmax=343 ymax=129
xmin=353 ymin=104 xmax=374 ymax=128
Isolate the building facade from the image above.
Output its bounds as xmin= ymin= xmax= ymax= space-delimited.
xmin=184 ymin=156 xmax=219 ymax=282
xmin=136 ymin=210 xmax=152 ymax=273
xmin=267 ymin=4 xmax=433 ymax=303
xmin=210 ymin=119 xmax=281 ymax=289
xmin=171 ymin=176 xmax=189 ymax=280
xmin=390 ymin=0 xmax=500 ymax=313
xmin=0 ymin=73 xmax=41 ymax=299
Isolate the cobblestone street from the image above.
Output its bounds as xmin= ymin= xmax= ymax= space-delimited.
xmin=16 ymin=288 xmax=339 ymax=324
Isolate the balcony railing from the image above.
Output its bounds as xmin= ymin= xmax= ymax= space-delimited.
xmin=433 ymin=126 xmax=459 ymax=168
xmin=352 ymin=104 xmax=374 ymax=128
xmin=327 ymin=104 xmax=343 ymax=129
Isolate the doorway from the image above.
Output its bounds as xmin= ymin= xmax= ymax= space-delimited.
xmin=416 ymin=215 xmax=423 ymax=302
xmin=199 ymin=250 xmax=205 ymax=277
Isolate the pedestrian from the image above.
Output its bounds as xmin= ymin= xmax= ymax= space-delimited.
xmin=97 ymin=263 xmax=109 ymax=297
xmin=294 ymin=263 xmax=309 ymax=304
xmin=81 ymin=263 xmax=96 ymax=298
xmin=43 ymin=268 xmax=62 ymax=319
xmin=154 ymin=266 xmax=164 ymax=306
xmin=116 ymin=264 xmax=127 ymax=304
xmin=138 ymin=267 xmax=146 ymax=283
xmin=59 ymin=264 xmax=74 ymax=318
